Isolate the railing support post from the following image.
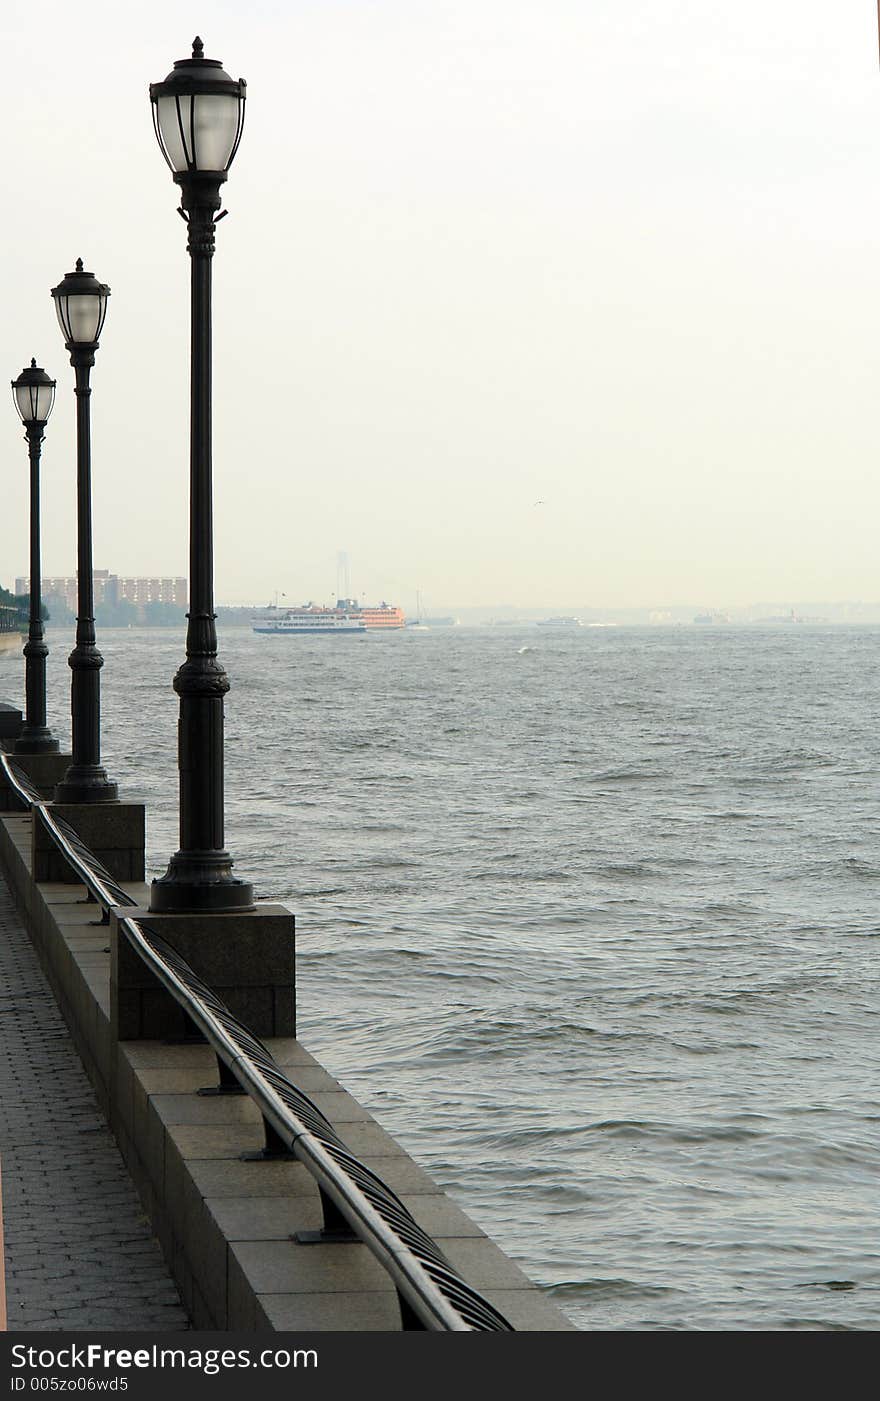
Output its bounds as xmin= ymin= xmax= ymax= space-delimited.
xmin=241 ymin=1118 xmax=295 ymax=1162
xmin=294 ymin=1187 xmax=358 ymax=1245
xmin=198 ymin=1054 xmax=246 ymax=1096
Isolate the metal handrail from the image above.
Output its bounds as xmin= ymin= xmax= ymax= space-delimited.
xmin=40 ymin=808 xmax=137 ymax=914
xmin=122 ymin=913 xmax=511 ymax=1331
xmin=0 ymin=753 xmax=43 ymax=807
xmin=0 ymin=754 xmax=135 ymax=915
xmin=0 ymin=751 xmax=514 ymax=1332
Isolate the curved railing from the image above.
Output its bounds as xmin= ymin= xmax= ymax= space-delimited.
xmin=0 ymin=753 xmax=136 ymax=916
xmin=1 ymin=753 xmax=43 ymax=806
xmin=0 ymin=751 xmax=514 ymax=1332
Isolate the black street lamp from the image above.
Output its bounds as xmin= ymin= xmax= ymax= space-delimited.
xmin=148 ymin=37 xmax=253 ymax=912
xmin=11 ymin=359 xmax=59 ymax=755
xmin=50 ymin=260 xmax=118 ymax=802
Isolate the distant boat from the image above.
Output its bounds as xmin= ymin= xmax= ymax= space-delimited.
xmin=253 ymin=599 xmax=405 ymax=635
xmin=406 ymin=590 xmax=430 ymax=629
xmin=536 ymin=616 xmax=583 ymax=627
xmin=752 ymin=610 xmax=826 ymax=625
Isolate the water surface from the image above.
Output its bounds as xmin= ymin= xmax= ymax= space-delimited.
xmin=16 ymin=622 xmax=880 ymax=1330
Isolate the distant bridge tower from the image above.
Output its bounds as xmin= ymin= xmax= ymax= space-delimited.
xmin=336 ymin=551 xmax=351 ymax=604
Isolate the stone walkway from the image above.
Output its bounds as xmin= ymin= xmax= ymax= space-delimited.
xmin=0 ymin=875 xmax=189 ymax=1331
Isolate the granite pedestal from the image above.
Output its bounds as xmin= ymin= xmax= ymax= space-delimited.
xmin=8 ymin=751 xmax=72 ymax=798
xmin=0 ymin=736 xmax=72 ymax=811
xmin=0 ymin=704 xmax=23 ymax=741
xmin=32 ymin=802 xmax=145 ymax=883
xmin=110 ymin=903 xmax=296 ymax=1041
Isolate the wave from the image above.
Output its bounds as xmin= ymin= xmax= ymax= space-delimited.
xmin=547 ymin=1278 xmax=679 ymax=1301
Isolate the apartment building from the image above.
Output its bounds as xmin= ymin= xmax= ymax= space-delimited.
xmin=16 ymin=570 xmax=187 ymax=614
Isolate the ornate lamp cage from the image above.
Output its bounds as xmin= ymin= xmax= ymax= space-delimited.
xmin=150 ymin=36 xmax=246 ymax=180
xmin=12 ymin=360 xmax=55 ymax=426
xmin=50 ymin=260 xmax=110 ymax=349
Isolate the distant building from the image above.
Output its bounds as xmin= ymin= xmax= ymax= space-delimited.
xmin=16 ymin=570 xmax=187 ymax=615
xmin=115 ymin=575 xmax=188 ymax=607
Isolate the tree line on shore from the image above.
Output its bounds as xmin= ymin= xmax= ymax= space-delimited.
xmin=44 ymin=595 xmax=187 ymax=627
xmin=0 ymin=586 xmax=45 ymax=629
xmin=2 ymin=587 xmax=187 ymax=628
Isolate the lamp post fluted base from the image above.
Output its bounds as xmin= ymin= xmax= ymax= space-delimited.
xmin=18 ymin=634 xmax=58 ymax=754
xmin=150 ymin=851 xmax=254 ymax=913
xmin=60 ymin=639 xmax=118 ymax=803
xmin=55 ymin=766 xmax=118 ymax=804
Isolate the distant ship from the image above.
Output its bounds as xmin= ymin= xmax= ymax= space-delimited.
xmin=694 ymin=612 xmax=731 ymax=624
xmin=536 ymin=616 xmax=583 ymax=627
xmin=253 ymin=598 xmax=405 ymax=635
xmin=752 ymin=610 xmax=826 ymax=625
xmin=405 ymin=591 xmax=429 ymax=629
xmin=404 ymin=590 xmax=460 ymax=629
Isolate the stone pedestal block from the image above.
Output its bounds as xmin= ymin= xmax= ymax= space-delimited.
xmin=110 ymin=903 xmax=295 ymax=1042
xmin=8 ymin=751 xmax=72 ymax=798
xmin=0 ymin=704 xmax=23 ymax=740
xmin=0 ymin=743 xmax=71 ymax=812
xmin=32 ymin=801 xmax=146 ymax=884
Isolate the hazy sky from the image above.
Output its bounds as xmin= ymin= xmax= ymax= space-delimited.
xmin=3 ymin=1 xmax=880 ymax=611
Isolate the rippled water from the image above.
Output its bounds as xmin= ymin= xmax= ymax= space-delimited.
xmin=12 ymin=623 xmax=880 ymax=1330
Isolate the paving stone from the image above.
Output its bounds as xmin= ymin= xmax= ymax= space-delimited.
xmin=0 ymin=873 xmax=190 ymax=1332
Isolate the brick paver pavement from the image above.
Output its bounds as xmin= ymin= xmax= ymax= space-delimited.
xmin=0 ymin=874 xmax=189 ymax=1330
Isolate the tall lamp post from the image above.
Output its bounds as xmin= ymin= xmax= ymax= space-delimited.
xmin=148 ymin=37 xmax=253 ymax=912
xmin=50 ymin=260 xmax=118 ymax=803
xmin=11 ymin=359 xmax=59 ymax=755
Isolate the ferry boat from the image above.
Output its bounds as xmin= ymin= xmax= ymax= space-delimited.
xmin=253 ymin=598 xmax=405 ymax=635
xmin=536 ymin=615 xmax=583 ymax=627
xmin=355 ymin=600 xmax=406 ymax=630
